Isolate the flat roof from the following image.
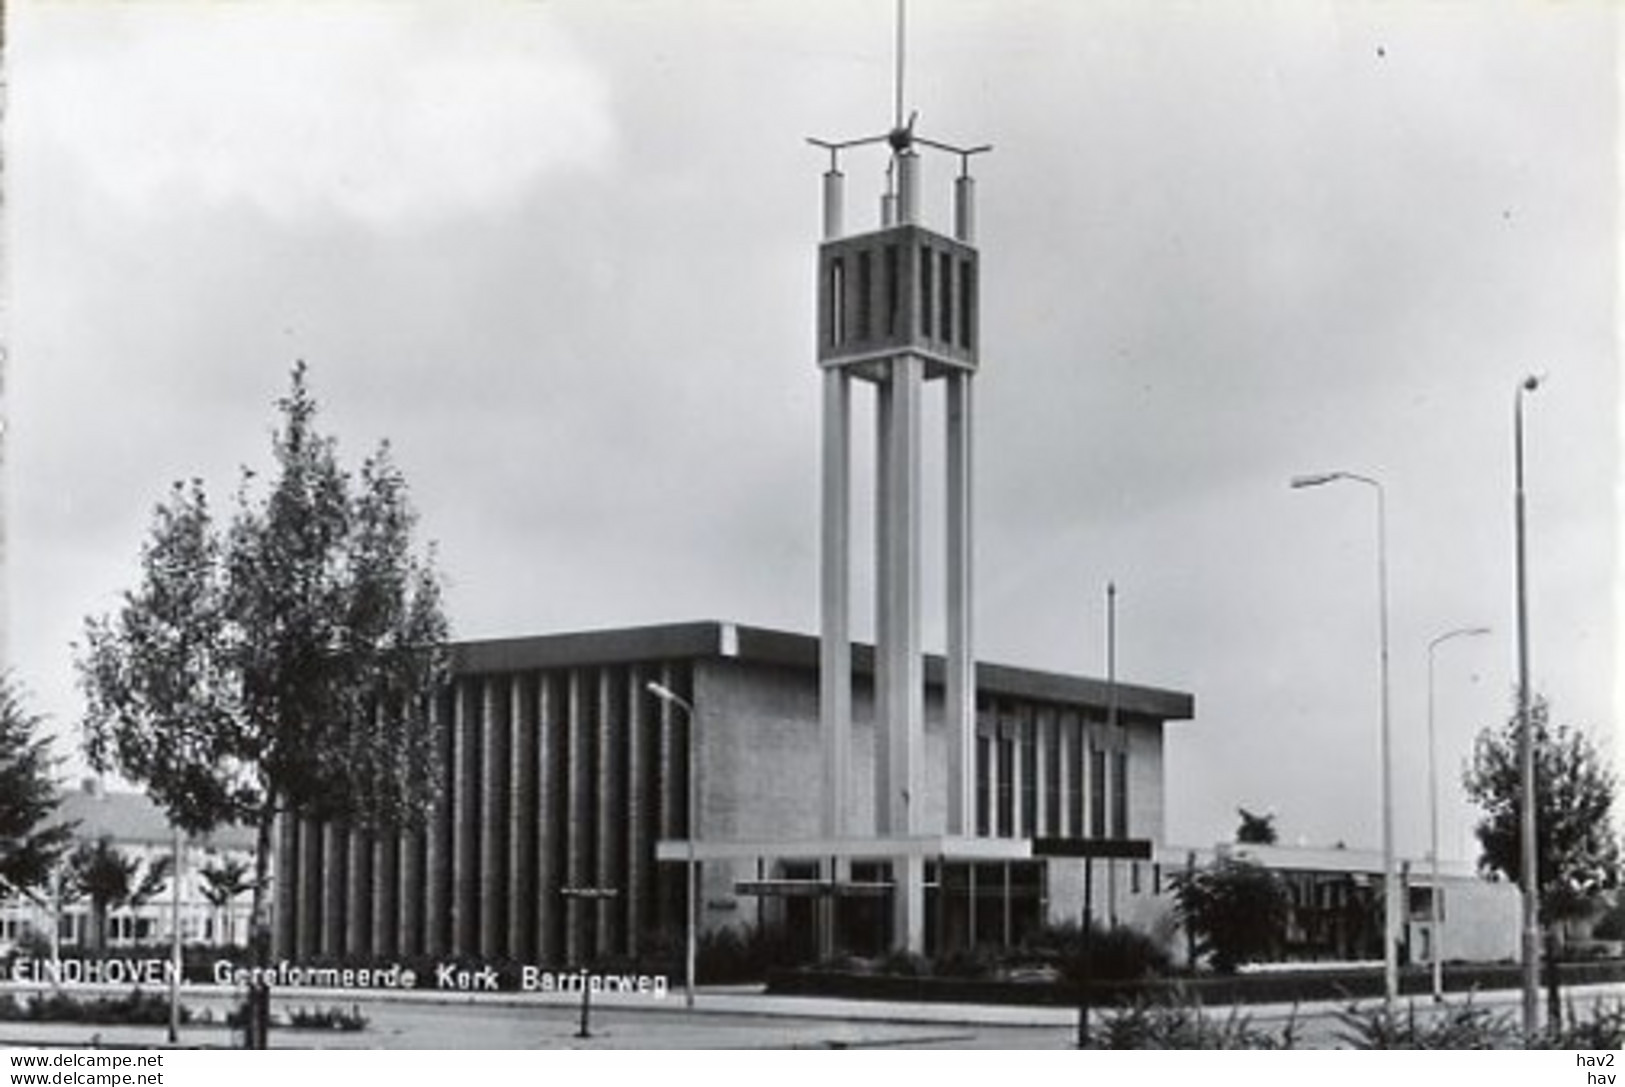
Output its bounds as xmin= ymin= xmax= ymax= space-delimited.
xmin=454 ymin=620 xmax=1194 ymax=721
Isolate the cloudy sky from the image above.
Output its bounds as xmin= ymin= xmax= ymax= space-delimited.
xmin=5 ymin=1 xmax=1618 ymax=858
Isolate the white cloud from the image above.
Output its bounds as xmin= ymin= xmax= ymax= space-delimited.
xmin=12 ymin=3 xmax=617 ymax=226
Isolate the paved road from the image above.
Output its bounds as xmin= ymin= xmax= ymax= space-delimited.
xmin=2 ymin=980 xmax=1620 ymax=1049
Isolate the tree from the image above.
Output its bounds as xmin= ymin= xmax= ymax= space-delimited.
xmin=1462 ymin=695 xmax=1621 ymax=925
xmin=0 ymin=677 xmax=73 ymax=902
xmin=77 ymin=363 xmax=448 ymax=1041
xmin=198 ymin=856 xmax=253 ymax=944
xmin=1172 ymin=856 xmax=1291 ymax=973
xmin=62 ymin=836 xmax=172 ymax=952
xmin=1236 ymin=807 xmax=1278 ymax=845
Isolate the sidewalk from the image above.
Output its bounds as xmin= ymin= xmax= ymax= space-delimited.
xmin=2 ymin=978 xmax=1620 ymax=1049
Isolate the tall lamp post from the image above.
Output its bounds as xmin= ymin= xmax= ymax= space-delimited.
xmin=1291 ymin=469 xmax=1397 ymax=1012
xmin=1425 ymin=624 xmax=1489 ymax=1002
xmin=1514 ymin=374 xmax=1542 ymax=1036
xmin=647 ymin=681 xmax=698 ymax=1009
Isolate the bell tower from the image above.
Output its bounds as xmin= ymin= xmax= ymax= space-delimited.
xmin=811 ymin=24 xmax=989 ymax=952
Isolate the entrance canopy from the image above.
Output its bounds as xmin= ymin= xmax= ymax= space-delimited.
xmin=654 ymin=835 xmax=1033 ymax=863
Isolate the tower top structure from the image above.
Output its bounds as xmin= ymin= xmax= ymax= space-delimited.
xmin=807 ymin=3 xmax=990 ymax=383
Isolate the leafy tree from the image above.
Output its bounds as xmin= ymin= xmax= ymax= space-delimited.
xmin=1462 ymin=696 xmax=1621 ymax=924
xmin=1172 ymin=856 xmax=1291 ymax=973
xmin=62 ymin=837 xmax=172 ymax=952
xmin=0 ymin=677 xmax=73 ymax=901
xmin=77 ymin=363 xmax=448 ymax=1041
xmin=1236 ymin=807 xmax=1278 ymax=845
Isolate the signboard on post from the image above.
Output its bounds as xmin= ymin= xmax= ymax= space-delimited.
xmin=558 ymin=886 xmax=620 ymax=1039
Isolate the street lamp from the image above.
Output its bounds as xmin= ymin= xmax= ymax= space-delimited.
xmin=1425 ymin=624 xmax=1490 ymax=1002
xmin=1291 ymin=469 xmax=1397 ymax=1012
xmin=1514 ymin=374 xmax=1542 ymax=1035
xmin=646 ymin=680 xmax=698 ymax=1009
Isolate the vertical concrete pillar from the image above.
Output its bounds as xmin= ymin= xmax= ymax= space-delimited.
xmin=346 ymin=829 xmax=370 ymax=958
xmin=399 ymin=830 xmax=422 ymax=957
xmin=565 ymin=669 xmax=590 ymax=965
xmin=1055 ymin=715 xmax=1072 ymax=838
xmin=595 ymin=668 xmax=620 ymax=957
xmin=373 ymin=833 xmax=397 ymax=958
xmin=1010 ymin=711 xmax=1025 ymax=840
xmin=272 ymin=812 xmax=297 ymax=957
xmin=823 ymin=168 xmax=844 ymax=241
xmin=873 ymin=373 xmax=894 ymax=832
xmin=508 ymin=673 xmax=537 ymax=963
xmin=480 ymin=676 xmax=508 ymax=961
xmin=821 ymin=368 xmax=852 ymax=839
xmin=1085 ymin=728 xmax=1102 ymax=839
xmin=424 ymin=691 xmax=451 ymax=957
xmin=945 ymin=372 xmax=974 ymax=836
xmin=883 ymin=354 xmax=925 ymax=836
xmin=655 ymin=664 xmax=678 ymax=841
xmin=880 ymin=353 xmax=926 ymax=953
xmin=536 ymin=672 xmax=562 ymax=966
xmin=895 ymin=854 xmax=925 ymax=958
xmin=322 ymin=823 xmax=347 ymax=958
xmin=896 ymin=150 xmax=920 ymax=225
xmin=296 ymin=818 xmax=320 ymax=961
xmin=625 ymin=666 xmax=649 ymax=958
xmin=954 ymin=174 xmax=976 ymax=245
xmin=1035 ymin=709 xmax=1051 ymax=838
xmin=983 ymin=730 xmax=1001 ymax=838
xmin=451 ymin=680 xmax=480 ymax=957
xmin=653 ymin=663 xmax=682 ymax=944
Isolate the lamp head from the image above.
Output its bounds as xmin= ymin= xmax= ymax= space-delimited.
xmin=1522 ymin=374 xmax=1541 ymax=392
xmin=1290 ymin=472 xmax=1342 ymax=489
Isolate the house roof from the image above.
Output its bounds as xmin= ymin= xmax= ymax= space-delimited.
xmin=52 ymin=787 xmax=255 ymax=851
xmin=453 ymin=620 xmax=1195 ymax=722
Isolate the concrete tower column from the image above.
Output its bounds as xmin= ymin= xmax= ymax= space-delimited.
xmin=878 ymin=353 xmax=925 ymax=952
xmin=954 ymin=174 xmax=976 ymax=244
xmin=945 ymin=370 xmax=974 ymax=835
xmin=820 ymin=368 xmax=852 ymax=839
xmin=896 ymin=151 xmax=920 ymax=225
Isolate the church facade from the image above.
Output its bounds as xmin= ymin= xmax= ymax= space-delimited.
xmin=270 ymin=620 xmax=1195 ymax=966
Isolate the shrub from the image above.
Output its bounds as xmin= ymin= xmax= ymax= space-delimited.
xmin=1171 ymin=857 xmax=1290 ymax=973
xmin=1026 ymin=921 xmax=1170 ymax=983
xmin=0 ymin=989 xmax=187 ymax=1026
xmin=690 ymin=923 xmax=797 ymax=984
xmin=286 ymin=1005 xmax=368 ymax=1032
xmin=875 ymin=949 xmax=932 ymax=978
xmin=1082 ymin=924 xmax=1173 ymax=982
xmin=1545 ymin=999 xmax=1625 ymax=1049
xmin=1334 ymin=999 xmax=1515 ymax=1049
xmin=1092 ymin=994 xmax=1296 ymax=1049
xmin=932 ymin=944 xmax=1003 ymax=980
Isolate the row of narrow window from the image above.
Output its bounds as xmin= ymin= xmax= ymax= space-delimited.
xmin=975 ymin=732 xmax=1128 ymax=840
xmin=827 ymin=243 xmax=976 ymax=352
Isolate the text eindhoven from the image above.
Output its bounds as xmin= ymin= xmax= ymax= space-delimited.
xmin=2 ymin=958 xmax=667 ymax=997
